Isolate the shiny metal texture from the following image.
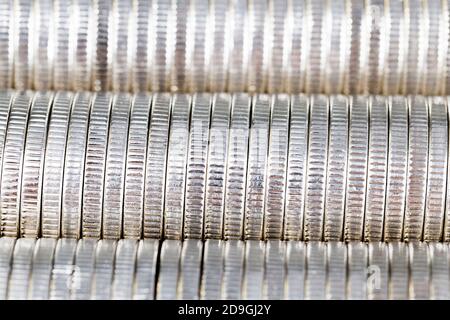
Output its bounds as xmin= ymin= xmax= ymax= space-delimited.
xmin=1 ymin=0 xmax=450 ymax=94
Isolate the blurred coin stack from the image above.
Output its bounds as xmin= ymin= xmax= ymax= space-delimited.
xmin=1 ymin=0 xmax=450 ymax=300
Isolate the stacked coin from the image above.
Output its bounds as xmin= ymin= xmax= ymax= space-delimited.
xmin=2 ymin=0 xmax=450 ymax=94
xmin=0 ymin=237 xmax=448 ymax=300
xmin=0 ymin=91 xmax=449 ymax=241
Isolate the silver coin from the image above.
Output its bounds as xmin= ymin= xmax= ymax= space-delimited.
xmin=323 ymin=0 xmax=345 ymax=93
xmin=246 ymin=0 xmax=267 ymax=93
xmin=184 ymin=94 xmax=211 ymax=239
xmin=103 ymin=93 xmax=131 ymax=239
xmin=266 ymin=0 xmax=288 ymax=93
xmin=20 ymin=92 xmax=52 ymax=237
xmin=347 ymin=242 xmax=368 ymax=300
xmin=144 ymin=93 xmax=171 ymax=238
xmin=70 ymin=238 xmax=97 ymax=300
xmin=367 ymin=242 xmax=389 ymax=300
xmin=123 ymin=94 xmax=151 ymax=239
xmin=207 ymin=0 xmax=228 ymax=92
xmin=53 ymin=0 xmax=70 ymax=90
xmin=156 ymin=240 xmax=182 ymax=300
xmin=401 ymin=0 xmax=420 ymax=94
xmin=304 ymin=95 xmax=328 ymax=241
xmin=112 ymin=239 xmax=138 ymax=300
xmin=111 ymin=0 xmax=131 ymax=91
xmin=344 ymin=96 xmax=369 ymax=241
xmin=360 ymin=0 xmax=384 ymax=94
xmin=284 ymin=0 xmax=304 ymax=93
xmin=0 ymin=92 xmax=32 ymax=237
xmin=264 ymin=94 xmax=289 ymax=239
xmin=344 ymin=0 xmax=364 ymax=94
xmin=70 ymin=0 xmax=92 ymax=91
xmin=383 ymin=0 xmax=403 ymax=94
xmin=221 ymin=240 xmax=244 ymax=299
xmin=305 ymin=241 xmax=326 ymax=300
xmin=167 ymin=0 xmax=188 ymax=92
xmin=41 ymin=92 xmax=73 ymax=237
xmin=200 ymin=239 xmax=224 ymax=300
xmin=28 ymin=238 xmax=57 ymax=300
xmin=245 ymin=94 xmax=270 ymax=240
xmin=0 ymin=0 xmax=13 ymax=88
xmin=425 ymin=97 xmax=448 ymax=241
xmin=177 ymin=239 xmax=203 ymax=300
xmin=388 ymin=242 xmax=409 ymax=300
xmin=304 ymin=0 xmax=325 ymax=93
xmin=326 ymin=242 xmax=347 ymax=300
xmin=403 ymin=96 xmax=428 ymax=241
xmin=49 ymin=238 xmax=77 ymax=300
xmin=32 ymin=0 xmax=53 ymax=90
xmin=204 ymin=94 xmax=231 ymax=239
xmin=0 ymin=237 xmax=16 ymax=299
xmin=223 ymin=93 xmax=251 ymax=240
xmin=82 ymin=93 xmax=112 ymax=238
xmin=91 ymin=0 xmax=112 ymax=91
xmin=284 ymin=95 xmax=309 ymax=240
xmin=7 ymin=238 xmax=35 ymax=300
xmin=384 ymin=96 xmax=408 ymax=241
xmin=149 ymin=0 xmax=170 ymax=92
xmin=324 ymin=95 xmax=348 ymax=241
xmin=0 ymin=91 xmax=13 ymax=207
xmin=132 ymin=239 xmax=159 ymax=300
xmin=13 ymin=0 xmax=33 ymax=90
xmin=409 ymin=242 xmax=430 ymax=300
xmin=421 ymin=0 xmax=443 ymax=95
xmin=445 ymin=0 xmax=450 ymax=94
xmin=61 ymin=92 xmax=91 ymax=238
xmin=91 ymin=239 xmax=116 ymax=300
xmin=130 ymin=0 xmax=150 ymax=92
xmin=429 ymin=243 xmax=450 ymax=300
xmin=242 ymin=240 xmax=264 ymax=300
xmin=185 ymin=0 xmax=207 ymax=92
xmin=263 ymin=240 xmax=286 ymax=300
xmin=226 ymin=0 xmax=247 ymax=92
xmin=285 ymin=241 xmax=306 ymax=300
xmin=164 ymin=94 xmax=191 ymax=239
xmin=364 ymin=96 xmax=388 ymax=241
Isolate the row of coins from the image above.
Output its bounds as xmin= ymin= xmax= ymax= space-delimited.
xmin=1 ymin=91 xmax=450 ymax=241
xmin=2 ymin=0 xmax=450 ymax=95
xmin=0 ymin=238 xmax=449 ymax=300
